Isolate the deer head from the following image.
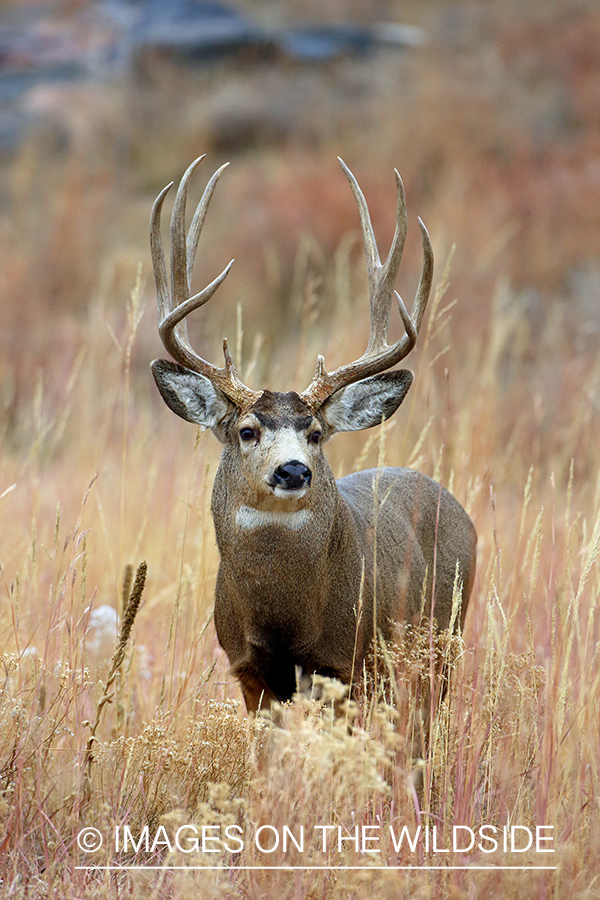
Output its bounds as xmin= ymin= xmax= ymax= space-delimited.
xmin=150 ymin=156 xmax=433 ymax=505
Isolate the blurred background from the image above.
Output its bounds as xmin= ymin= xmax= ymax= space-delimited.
xmin=2 ymin=0 xmax=598 ymax=393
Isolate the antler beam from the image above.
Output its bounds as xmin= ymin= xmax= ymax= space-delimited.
xmin=150 ymin=156 xmax=260 ymax=409
xmin=300 ymin=158 xmax=434 ymax=410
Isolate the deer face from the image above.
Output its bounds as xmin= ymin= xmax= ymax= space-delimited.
xmin=152 ymin=360 xmax=413 ymax=508
xmin=234 ymin=392 xmax=320 ymax=502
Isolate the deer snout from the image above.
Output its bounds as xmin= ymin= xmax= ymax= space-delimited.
xmin=271 ymin=460 xmax=312 ymax=491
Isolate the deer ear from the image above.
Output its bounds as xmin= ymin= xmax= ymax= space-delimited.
xmin=151 ymin=359 xmax=231 ymax=435
xmin=320 ymin=370 xmax=413 ymax=433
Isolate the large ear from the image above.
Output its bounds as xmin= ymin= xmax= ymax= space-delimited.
xmin=151 ymin=359 xmax=232 ymax=437
xmin=320 ymin=370 xmax=413 ymax=433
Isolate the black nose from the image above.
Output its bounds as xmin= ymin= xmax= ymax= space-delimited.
xmin=272 ymin=460 xmax=312 ymax=490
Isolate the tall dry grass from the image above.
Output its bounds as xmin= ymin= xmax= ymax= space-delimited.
xmin=1 ymin=227 xmax=598 ymax=896
xmin=1 ymin=0 xmax=599 ymax=896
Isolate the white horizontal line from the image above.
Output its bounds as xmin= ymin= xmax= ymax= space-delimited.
xmin=75 ymin=865 xmax=557 ymax=871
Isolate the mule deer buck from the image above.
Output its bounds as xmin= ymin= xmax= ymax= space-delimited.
xmin=150 ymin=156 xmax=477 ymax=714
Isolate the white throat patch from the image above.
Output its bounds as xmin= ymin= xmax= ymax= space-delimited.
xmin=236 ymin=505 xmax=312 ymax=530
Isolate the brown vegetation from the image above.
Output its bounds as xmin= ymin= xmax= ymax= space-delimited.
xmin=1 ymin=0 xmax=599 ymax=896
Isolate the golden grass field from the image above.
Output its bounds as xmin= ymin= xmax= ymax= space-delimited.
xmin=1 ymin=1 xmax=599 ymax=896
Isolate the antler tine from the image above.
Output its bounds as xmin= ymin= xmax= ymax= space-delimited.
xmin=338 ymin=157 xmax=379 ymax=274
xmin=186 ymin=161 xmax=230 ymax=292
xmin=150 ymin=158 xmax=260 ymax=409
xmin=159 ymin=260 xmax=235 ymax=352
xmin=300 ymin=161 xmax=433 ymax=410
xmin=150 ymin=180 xmax=174 ymax=326
xmin=412 ymin=217 xmax=434 ymax=333
xmin=368 ymin=216 xmax=433 ymax=366
xmin=170 ymin=155 xmax=204 ymax=313
xmin=338 ymin=158 xmax=408 ymax=356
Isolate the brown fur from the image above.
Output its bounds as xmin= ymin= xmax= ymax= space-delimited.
xmin=209 ymin=392 xmax=476 ymax=713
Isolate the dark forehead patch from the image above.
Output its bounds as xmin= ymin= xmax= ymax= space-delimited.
xmin=251 ymin=391 xmax=314 ymax=431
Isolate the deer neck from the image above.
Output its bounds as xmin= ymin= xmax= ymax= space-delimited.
xmin=211 ymin=455 xmax=370 ymax=652
xmin=210 ymin=455 xmax=358 ymax=571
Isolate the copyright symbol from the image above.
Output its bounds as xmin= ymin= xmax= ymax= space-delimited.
xmin=77 ymin=827 xmax=103 ymax=853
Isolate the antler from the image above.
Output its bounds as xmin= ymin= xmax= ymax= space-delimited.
xmin=150 ymin=155 xmax=261 ymax=409
xmin=300 ymin=158 xmax=433 ymax=410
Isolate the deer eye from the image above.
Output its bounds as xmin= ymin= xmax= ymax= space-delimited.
xmin=309 ymin=430 xmax=322 ymax=445
xmin=239 ymin=427 xmax=258 ymax=442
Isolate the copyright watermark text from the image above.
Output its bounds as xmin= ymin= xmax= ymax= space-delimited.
xmin=76 ymin=822 xmax=555 ymax=861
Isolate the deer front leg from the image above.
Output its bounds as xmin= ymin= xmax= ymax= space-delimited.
xmin=235 ymin=666 xmax=276 ymax=715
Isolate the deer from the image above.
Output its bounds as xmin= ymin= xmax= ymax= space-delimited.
xmin=150 ymin=155 xmax=477 ymax=716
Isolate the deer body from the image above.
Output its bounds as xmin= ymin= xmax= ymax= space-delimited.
xmin=212 ymin=451 xmax=476 ymax=712
xmin=150 ymin=157 xmax=477 ymax=714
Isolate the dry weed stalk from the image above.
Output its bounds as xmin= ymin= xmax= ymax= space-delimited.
xmin=82 ymin=560 xmax=147 ymax=798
